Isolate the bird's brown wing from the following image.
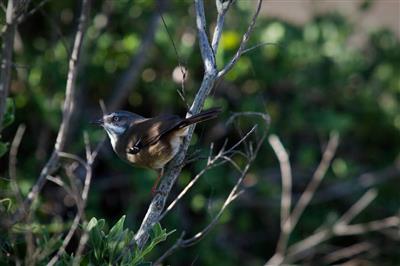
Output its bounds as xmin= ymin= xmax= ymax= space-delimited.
xmin=123 ymin=108 xmax=221 ymax=155
xmin=125 ymin=115 xmax=184 ymax=154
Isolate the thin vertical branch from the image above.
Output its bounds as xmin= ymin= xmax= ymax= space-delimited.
xmin=268 ymin=135 xmax=292 ymax=233
xmin=8 ymin=124 xmax=26 ymax=204
xmin=194 ymin=0 xmax=216 ymax=74
xmin=211 ymin=0 xmax=233 ymax=54
xmin=0 ymin=0 xmax=17 ymax=130
xmin=289 ymin=132 xmax=339 ymax=230
xmin=11 ymin=0 xmax=91 ymax=224
xmin=47 ymin=133 xmax=97 ymax=266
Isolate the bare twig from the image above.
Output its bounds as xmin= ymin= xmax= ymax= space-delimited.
xmin=268 ymin=135 xmax=292 ymax=232
xmin=46 ymin=175 xmax=74 ymax=197
xmin=47 ymin=133 xmax=98 ymax=266
xmin=242 ymin=41 xmax=278 ymax=55
xmin=155 ymin=120 xmax=266 ymax=265
xmin=8 ymin=123 xmax=35 ymax=264
xmin=217 ymin=0 xmax=262 ymax=78
xmin=160 ymin=125 xmax=257 ymax=220
xmin=285 ymin=216 xmax=400 ymax=264
xmin=11 ymin=0 xmax=91 ymax=224
xmin=157 ymin=9 xmax=189 ymax=108
xmin=334 ymin=189 xmax=378 ymax=230
xmin=269 ymin=184 xmax=399 ymax=265
xmin=17 ymin=0 xmax=52 ymax=23
xmin=266 ymin=132 xmax=339 ymax=265
xmin=323 ymin=242 xmax=373 ymax=264
xmin=211 ymin=0 xmax=233 ymax=53
xmin=133 ymin=0 xmax=263 ymax=250
xmin=99 ymin=99 xmax=107 ymax=115
xmin=9 ymin=124 xmax=26 ymax=204
xmin=288 ymin=132 xmax=340 ymax=230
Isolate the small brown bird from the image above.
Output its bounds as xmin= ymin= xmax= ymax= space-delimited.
xmin=93 ymin=108 xmax=221 ymax=193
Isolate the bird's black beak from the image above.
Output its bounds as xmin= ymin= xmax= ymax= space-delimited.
xmin=90 ymin=118 xmax=103 ymax=126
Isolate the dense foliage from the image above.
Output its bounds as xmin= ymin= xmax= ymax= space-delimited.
xmin=0 ymin=0 xmax=399 ymax=265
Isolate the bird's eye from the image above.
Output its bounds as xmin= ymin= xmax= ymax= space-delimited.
xmin=112 ymin=116 xmax=119 ymax=122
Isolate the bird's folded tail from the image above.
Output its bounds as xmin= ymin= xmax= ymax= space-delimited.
xmin=181 ymin=107 xmax=222 ymax=127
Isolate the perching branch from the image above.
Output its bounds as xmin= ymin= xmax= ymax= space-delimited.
xmin=133 ymin=0 xmax=263 ymax=250
xmin=11 ymin=0 xmax=91 ymax=224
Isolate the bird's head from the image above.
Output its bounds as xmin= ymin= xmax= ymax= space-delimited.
xmin=92 ymin=111 xmax=144 ymax=149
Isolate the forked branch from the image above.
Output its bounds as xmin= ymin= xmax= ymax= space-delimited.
xmin=133 ymin=0 xmax=263 ymax=250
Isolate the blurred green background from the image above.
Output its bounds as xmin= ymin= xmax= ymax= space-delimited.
xmin=0 ymin=0 xmax=399 ymax=265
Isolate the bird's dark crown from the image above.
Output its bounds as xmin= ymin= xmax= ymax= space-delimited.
xmin=102 ymin=111 xmax=144 ymax=131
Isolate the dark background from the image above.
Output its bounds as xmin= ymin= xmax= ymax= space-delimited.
xmin=0 ymin=0 xmax=399 ymax=265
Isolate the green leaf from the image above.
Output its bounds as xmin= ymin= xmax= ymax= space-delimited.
xmin=2 ymin=98 xmax=15 ymax=129
xmin=87 ymin=217 xmax=106 ymax=261
xmin=133 ymin=223 xmax=175 ymax=264
xmin=87 ymin=217 xmax=98 ymax=231
xmin=151 ymin=222 xmax=163 ymax=239
xmin=108 ymin=215 xmax=126 ymax=241
xmin=0 ymin=198 xmax=12 ymax=212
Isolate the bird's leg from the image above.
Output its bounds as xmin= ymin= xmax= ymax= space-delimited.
xmin=151 ymin=168 xmax=164 ymax=195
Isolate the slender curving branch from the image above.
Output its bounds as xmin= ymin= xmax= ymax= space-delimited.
xmin=217 ymin=0 xmax=262 ymax=78
xmin=288 ymin=132 xmax=340 ymax=230
xmin=8 ymin=124 xmax=26 ymax=204
xmin=266 ymin=132 xmax=339 ymax=265
xmin=11 ymin=0 xmax=91 ymax=224
xmin=47 ymin=133 xmax=100 ymax=266
xmin=268 ymin=135 xmax=292 ymax=238
xmin=160 ymin=125 xmax=257 ymax=221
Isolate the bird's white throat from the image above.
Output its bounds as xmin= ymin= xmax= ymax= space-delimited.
xmin=104 ymin=124 xmax=126 ymax=149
